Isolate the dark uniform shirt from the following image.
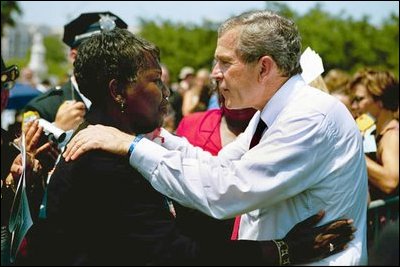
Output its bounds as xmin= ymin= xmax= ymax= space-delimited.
xmin=24 ymin=80 xmax=84 ymax=122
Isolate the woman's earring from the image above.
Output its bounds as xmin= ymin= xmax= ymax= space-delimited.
xmin=116 ymin=95 xmax=126 ymax=114
xmin=120 ymin=100 xmax=126 ymax=114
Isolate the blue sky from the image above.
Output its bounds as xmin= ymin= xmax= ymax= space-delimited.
xmin=18 ymin=1 xmax=399 ymax=28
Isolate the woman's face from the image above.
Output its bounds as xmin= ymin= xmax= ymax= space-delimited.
xmin=351 ymin=83 xmax=380 ymax=118
xmin=124 ymin=58 xmax=170 ymax=134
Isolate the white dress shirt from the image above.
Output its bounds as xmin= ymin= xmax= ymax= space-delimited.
xmin=130 ymin=75 xmax=368 ymax=265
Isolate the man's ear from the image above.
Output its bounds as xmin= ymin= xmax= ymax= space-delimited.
xmin=69 ymin=48 xmax=78 ymax=63
xmin=258 ymin=56 xmax=274 ymax=81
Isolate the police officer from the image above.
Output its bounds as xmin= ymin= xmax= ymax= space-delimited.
xmin=24 ymin=12 xmax=127 ymax=131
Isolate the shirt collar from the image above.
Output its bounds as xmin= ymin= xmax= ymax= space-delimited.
xmin=260 ymin=74 xmax=305 ymax=128
xmin=71 ymin=76 xmax=92 ymax=110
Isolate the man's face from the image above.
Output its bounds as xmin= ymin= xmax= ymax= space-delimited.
xmin=125 ymin=57 xmax=170 ymax=133
xmin=211 ymin=28 xmax=260 ymax=110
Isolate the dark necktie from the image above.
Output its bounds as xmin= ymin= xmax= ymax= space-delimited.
xmin=231 ymin=119 xmax=267 ymax=240
xmin=249 ymin=119 xmax=267 ymax=149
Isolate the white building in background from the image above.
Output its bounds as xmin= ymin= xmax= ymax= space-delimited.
xmin=1 ymin=23 xmax=32 ymax=60
xmin=28 ymin=32 xmax=48 ymax=81
xmin=2 ymin=22 xmax=64 ymax=87
xmin=1 ymin=23 xmax=59 ymax=61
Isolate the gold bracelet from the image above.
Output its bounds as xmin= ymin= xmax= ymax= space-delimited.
xmin=272 ymin=239 xmax=291 ymax=266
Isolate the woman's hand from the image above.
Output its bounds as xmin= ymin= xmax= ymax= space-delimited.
xmin=9 ymin=153 xmax=42 ymax=186
xmin=10 ymin=120 xmax=60 ymax=185
xmin=282 ymin=210 xmax=355 ymax=264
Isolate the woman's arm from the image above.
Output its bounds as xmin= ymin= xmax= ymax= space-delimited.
xmin=226 ymin=211 xmax=355 ymax=265
xmin=367 ymin=130 xmax=399 ymax=194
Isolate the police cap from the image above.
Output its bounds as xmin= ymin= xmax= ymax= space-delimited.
xmin=63 ymin=11 xmax=128 ymax=48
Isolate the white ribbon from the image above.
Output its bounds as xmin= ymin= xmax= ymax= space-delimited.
xmin=8 ymin=132 xmax=33 ymax=263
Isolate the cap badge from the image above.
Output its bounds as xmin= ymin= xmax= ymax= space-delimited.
xmin=99 ymin=14 xmax=117 ymax=32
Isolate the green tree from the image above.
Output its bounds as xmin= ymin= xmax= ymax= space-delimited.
xmin=43 ymin=35 xmax=70 ymax=79
xmin=139 ymin=19 xmax=218 ymax=82
xmin=266 ymin=1 xmax=399 ymax=76
xmin=265 ymin=1 xmax=298 ymax=20
xmin=375 ymin=14 xmax=399 ymax=76
xmin=1 ymin=1 xmax=22 ymax=36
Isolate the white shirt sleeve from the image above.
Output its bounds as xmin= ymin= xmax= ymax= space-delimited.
xmin=130 ymin=110 xmax=333 ymax=219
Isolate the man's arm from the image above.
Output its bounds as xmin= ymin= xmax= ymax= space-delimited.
xmin=63 ymin=115 xmax=329 ymax=220
xmin=64 ymin=124 xmax=133 ymax=160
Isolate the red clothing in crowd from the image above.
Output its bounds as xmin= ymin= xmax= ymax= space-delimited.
xmin=176 ymin=109 xmax=223 ymax=155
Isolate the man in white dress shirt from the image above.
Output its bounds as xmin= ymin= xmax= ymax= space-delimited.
xmin=64 ymin=10 xmax=368 ymax=265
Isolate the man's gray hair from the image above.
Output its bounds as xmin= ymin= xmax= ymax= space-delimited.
xmin=218 ymin=10 xmax=302 ymax=77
